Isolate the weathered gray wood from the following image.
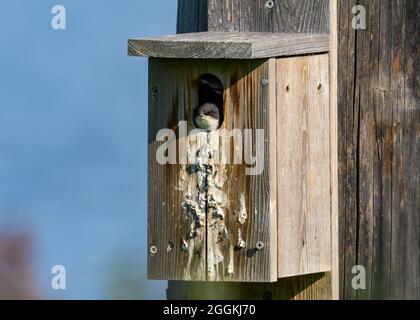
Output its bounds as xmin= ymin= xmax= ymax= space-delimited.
xmin=148 ymin=58 xmax=278 ymax=282
xmin=205 ymin=58 xmax=278 ymax=282
xmin=177 ymin=0 xmax=330 ymax=34
xmin=177 ymin=0 xmax=208 ymax=34
xmin=338 ymin=0 xmax=420 ymax=299
xmin=128 ymin=32 xmax=330 ymax=59
xmin=148 ymin=60 xmax=207 ymax=281
xmin=277 ymin=54 xmax=332 ymax=278
xmin=329 ymin=0 xmax=339 ymax=300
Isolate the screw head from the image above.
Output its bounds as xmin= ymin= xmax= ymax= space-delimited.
xmin=265 ymin=0 xmax=274 ymax=9
xmin=149 ymin=245 xmax=158 ymax=255
xmin=256 ymin=241 xmax=264 ymax=250
xmin=261 ymin=78 xmax=269 ymax=86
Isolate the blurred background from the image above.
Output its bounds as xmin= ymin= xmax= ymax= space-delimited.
xmin=0 ymin=0 xmax=175 ymax=299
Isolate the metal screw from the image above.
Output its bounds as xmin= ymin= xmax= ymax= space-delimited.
xmin=261 ymin=78 xmax=269 ymax=86
xmin=256 ymin=241 xmax=264 ymax=250
xmin=149 ymin=245 xmax=158 ymax=255
xmin=265 ymin=0 xmax=274 ymax=9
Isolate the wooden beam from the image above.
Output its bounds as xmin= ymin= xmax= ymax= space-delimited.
xmin=177 ymin=0 xmax=208 ymax=34
xmin=177 ymin=0 xmax=330 ymax=34
xmin=338 ymin=0 xmax=420 ymax=299
xmin=128 ymin=32 xmax=330 ymax=59
xmin=329 ymin=0 xmax=339 ymax=300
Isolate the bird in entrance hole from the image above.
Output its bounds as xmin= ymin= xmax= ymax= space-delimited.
xmin=193 ymin=102 xmax=220 ymax=132
xmin=193 ymin=75 xmax=223 ymax=132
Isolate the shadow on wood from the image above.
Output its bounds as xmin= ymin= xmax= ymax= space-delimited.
xmin=167 ymin=272 xmax=331 ymax=300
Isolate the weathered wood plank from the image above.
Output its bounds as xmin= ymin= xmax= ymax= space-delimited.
xmin=337 ymin=0 xmax=358 ymax=300
xmin=403 ymin=0 xmax=420 ymax=300
xmin=128 ymin=32 xmax=330 ymax=59
xmin=277 ymin=54 xmax=331 ymax=278
xmin=329 ymin=0 xmax=339 ymax=300
xmin=177 ymin=0 xmax=208 ymax=34
xmin=338 ymin=0 xmax=420 ymax=299
xmin=148 ymin=58 xmax=277 ymax=282
xmin=205 ymin=58 xmax=278 ymax=282
xmin=148 ymin=59 xmax=207 ymax=281
xmin=178 ymin=0 xmax=330 ymax=34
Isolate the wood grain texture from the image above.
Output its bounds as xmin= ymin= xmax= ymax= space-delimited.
xmin=167 ymin=272 xmax=332 ymax=299
xmin=177 ymin=0 xmax=208 ymax=34
xmin=148 ymin=60 xmax=206 ymax=281
xmin=329 ymin=0 xmax=339 ymax=300
xmin=277 ymin=54 xmax=331 ymax=278
xmin=128 ymin=32 xmax=330 ymax=59
xmin=177 ymin=0 xmax=330 ymax=34
xmin=148 ymin=58 xmax=278 ymax=282
xmin=338 ymin=0 xmax=420 ymax=299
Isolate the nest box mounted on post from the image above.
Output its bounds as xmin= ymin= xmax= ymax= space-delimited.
xmin=128 ymin=2 xmax=335 ymax=284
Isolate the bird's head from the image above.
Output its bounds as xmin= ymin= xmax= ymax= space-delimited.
xmin=193 ymin=103 xmax=220 ymax=132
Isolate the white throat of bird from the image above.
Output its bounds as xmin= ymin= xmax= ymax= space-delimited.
xmin=195 ymin=114 xmax=219 ymax=132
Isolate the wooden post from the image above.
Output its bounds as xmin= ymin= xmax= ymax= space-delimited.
xmin=338 ymin=0 xmax=420 ymax=299
xmin=164 ymin=0 xmax=339 ymax=300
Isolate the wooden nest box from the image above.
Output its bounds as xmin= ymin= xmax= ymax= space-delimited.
xmin=128 ymin=3 xmax=335 ymax=283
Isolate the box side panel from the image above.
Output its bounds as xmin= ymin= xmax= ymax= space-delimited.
xmin=276 ymin=54 xmax=332 ymax=278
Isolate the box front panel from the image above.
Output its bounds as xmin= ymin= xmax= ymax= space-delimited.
xmin=148 ymin=58 xmax=277 ymax=282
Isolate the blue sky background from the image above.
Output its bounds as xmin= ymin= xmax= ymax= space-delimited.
xmin=0 ymin=0 xmax=176 ymax=299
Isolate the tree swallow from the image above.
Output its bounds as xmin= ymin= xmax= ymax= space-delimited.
xmin=193 ymin=102 xmax=220 ymax=132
